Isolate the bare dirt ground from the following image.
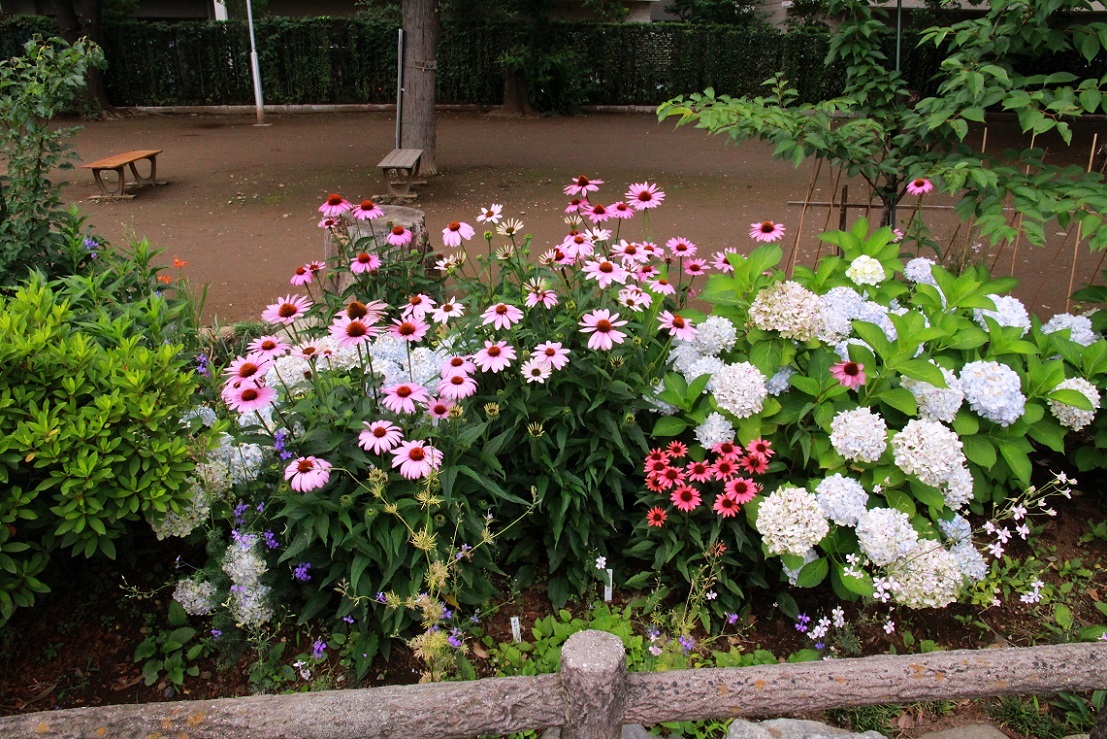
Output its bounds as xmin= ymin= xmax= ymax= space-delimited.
xmin=54 ymin=110 xmax=1107 ymax=324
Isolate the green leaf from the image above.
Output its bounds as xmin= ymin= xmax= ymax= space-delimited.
xmin=795 ymin=556 xmax=828 ymax=588
xmin=1047 ymin=388 xmax=1095 ymax=411
xmin=961 ymin=435 xmax=996 ymax=468
xmin=1054 ymin=603 xmax=1074 ymax=632
xmin=652 ymin=416 xmax=688 ymax=437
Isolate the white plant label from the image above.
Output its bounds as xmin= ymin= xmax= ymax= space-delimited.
xmin=604 ymin=568 xmax=614 ymax=602
xmin=510 ymin=616 xmax=522 ymax=643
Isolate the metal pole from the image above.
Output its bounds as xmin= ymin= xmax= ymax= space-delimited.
xmin=245 ymin=0 xmax=265 ymax=125
xmin=895 ymin=0 xmax=902 ymax=73
xmin=396 ymin=29 xmax=404 ymax=150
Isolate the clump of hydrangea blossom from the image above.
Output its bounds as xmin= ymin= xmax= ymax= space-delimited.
xmin=222 ymin=534 xmax=275 ymax=627
xmin=900 ymin=365 xmax=963 ymax=423
xmin=884 ymin=543 xmax=964 ymax=609
xmin=754 ymin=485 xmax=829 ymax=557
xmin=815 ymin=474 xmax=869 ymax=527
xmin=891 ymin=418 xmax=967 ymax=488
xmin=845 ymin=255 xmax=886 ymax=286
xmin=960 ymin=360 xmax=1026 ymax=426
xmin=711 ymin=362 xmax=768 ymax=418
xmin=855 ymin=507 xmax=918 ymax=566
xmin=973 ymin=295 xmax=1031 ymax=337
xmin=903 ymin=257 xmax=938 ymax=287
xmin=173 ymin=579 xmax=218 ymax=616
xmin=1046 ymin=377 xmax=1101 ymax=431
xmin=829 ymin=407 xmax=888 ymax=463
xmin=1042 ymin=313 xmax=1100 ymax=346
xmin=748 ymin=281 xmax=824 ymax=341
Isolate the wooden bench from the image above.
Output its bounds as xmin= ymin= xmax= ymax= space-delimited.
xmin=377 ymin=148 xmax=423 ymax=198
xmin=82 ymin=149 xmax=166 ymax=200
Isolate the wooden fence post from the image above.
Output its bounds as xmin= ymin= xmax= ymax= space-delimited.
xmin=559 ymin=629 xmax=628 ymax=739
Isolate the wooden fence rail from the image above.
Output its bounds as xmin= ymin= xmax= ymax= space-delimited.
xmin=1 ymin=631 xmax=1105 ymax=738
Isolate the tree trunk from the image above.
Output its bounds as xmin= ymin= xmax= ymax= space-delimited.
xmin=400 ymin=0 xmax=439 ymax=176
xmin=497 ymin=70 xmax=536 ymax=117
xmin=50 ymin=0 xmax=113 ymax=116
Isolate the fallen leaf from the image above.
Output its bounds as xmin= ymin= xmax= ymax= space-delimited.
xmin=471 ymin=643 xmax=489 ymax=659
xmin=897 ymin=711 xmax=915 ymax=729
xmin=111 ymin=674 xmax=142 ymax=692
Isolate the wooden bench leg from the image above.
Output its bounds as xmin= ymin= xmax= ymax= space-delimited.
xmin=127 ymin=155 xmax=166 ymax=188
xmin=383 ymin=166 xmax=417 ymax=198
xmin=91 ymin=166 xmax=129 ymax=198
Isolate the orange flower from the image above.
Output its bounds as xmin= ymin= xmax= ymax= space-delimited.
xmin=156 ymin=274 xmax=172 ymax=284
xmin=173 ymin=257 xmax=189 ymax=268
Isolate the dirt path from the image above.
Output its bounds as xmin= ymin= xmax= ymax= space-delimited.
xmin=56 ymin=110 xmax=1105 ymax=323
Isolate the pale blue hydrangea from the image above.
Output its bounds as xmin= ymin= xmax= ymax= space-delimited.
xmin=815 ymin=474 xmax=869 ymax=526
xmin=834 ymin=338 xmax=873 ymax=363
xmin=900 ymin=365 xmax=963 ymax=423
xmin=691 ymin=316 xmax=738 ymax=356
xmin=904 ymin=257 xmax=938 ymax=287
xmin=938 ymin=514 xmax=973 ymax=545
xmin=1046 ymin=376 xmax=1100 ymax=431
xmin=782 ymin=548 xmax=819 ymax=586
xmin=644 ymin=380 xmax=678 ymax=416
xmin=223 ymin=537 xmax=274 ymax=626
xmin=694 ymin=412 xmax=734 ymax=448
xmin=943 ymin=464 xmax=975 ymax=510
xmin=818 ymin=286 xmax=865 ymax=344
xmin=150 ymin=480 xmax=210 ymax=539
xmin=973 ymin=295 xmax=1030 ymax=337
xmin=1042 ymin=313 xmax=1100 ymax=346
xmin=668 ymin=342 xmax=704 ymax=377
xmin=829 ymin=407 xmax=888 ymax=463
xmin=856 ymin=507 xmax=919 ymax=566
xmin=855 ymin=301 xmax=897 ymax=341
xmin=950 ymin=540 xmax=989 ymax=582
xmin=960 ymin=360 xmax=1026 ymax=426
xmin=688 ymin=356 xmax=726 ymax=389
xmin=766 ymin=366 xmax=797 ymax=396
xmin=182 ymin=405 xmax=219 ymax=428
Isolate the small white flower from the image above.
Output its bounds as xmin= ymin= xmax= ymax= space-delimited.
xmin=845 ymin=255 xmax=886 ymax=286
xmin=595 ymin=556 xmax=607 ymax=570
xmin=705 ymin=590 xmax=717 ymax=601
xmin=884 ymin=619 xmax=896 ymax=634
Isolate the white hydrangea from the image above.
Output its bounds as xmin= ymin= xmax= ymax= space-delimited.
xmin=950 ymin=540 xmax=989 ymax=582
xmin=855 ymin=301 xmax=897 ymax=341
xmin=222 ymin=536 xmax=274 ymax=627
xmin=856 ymin=507 xmax=919 ymax=566
xmin=973 ymin=295 xmax=1031 ymax=337
xmin=834 ymin=338 xmax=872 ymax=363
xmin=150 ymin=480 xmax=210 ymax=539
xmin=748 ymin=281 xmax=824 ymax=341
xmin=900 ymin=365 xmax=963 ymax=423
xmin=904 ymin=257 xmax=938 ymax=287
xmin=815 ymin=474 xmax=869 ymax=526
xmin=766 ymin=366 xmax=796 ymax=396
xmin=1046 ymin=376 xmax=1101 ymax=431
xmin=668 ymin=342 xmax=705 ymax=378
xmin=688 ymin=356 xmax=726 ymax=389
xmin=755 ymin=485 xmax=830 ymax=557
xmin=695 ymin=412 xmax=735 ymax=448
xmin=644 ymin=380 xmax=679 ymax=416
xmin=829 ymin=407 xmax=888 ymax=463
xmin=938 ymin=515 xmax=973 ymax=545
xmin=207 ymin=434 xmax=266 ymax=486
xmin=182 ymin=405 xmax=218 ymax=428
xmin=891 ymin=419 xmax=966 ymax=488
xmin=960 ymin=361 xmax=1026 ymax=426
xmin=885 ymin=543 xmax=964 ymax=608
xmin=1042 ymin=313 xmax=1100 ymax=347
xmin=942 ymin=464 xmax=975 ymax=510
xmin=691 ymin=316 xmax=738 ymax=356
xmin=845 ymin=255 xmax=886 ymax=286
xmin=782 ymin=548 xmax=819 ymax=586
xmin=712 ymin=362 xmax=768 ymax=419
xmin=195 ymin=457 xmax=233 ymax=498
xmin=818 ymin=286 xmax=865 ymax=344
xmin=173 ymin=579 xmax=218 ymax=616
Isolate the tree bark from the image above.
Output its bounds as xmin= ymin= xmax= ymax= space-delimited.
xmin=49 ymin=0 xmax=113 ymax=116
xmin=400 ymin=0 xmax=439 ymax=176
xmin=497 ymin=70 xmax=536 ymax=117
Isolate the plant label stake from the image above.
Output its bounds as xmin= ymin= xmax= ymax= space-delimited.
xmin=604 ymin=569 xmax=613 ymax=602
xmin=510 ymin=616 xmax=522 ymax=643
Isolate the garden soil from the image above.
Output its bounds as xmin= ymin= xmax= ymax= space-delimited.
xmin=54 ymin=110 xmax=1107 ymax=325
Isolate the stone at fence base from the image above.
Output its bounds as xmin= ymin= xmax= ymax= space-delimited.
xmin=913 ymin=725 xmax=1008 ymax=739
xmin=540 ymin=724 xmax=651 ymax=738
xmin=727 ymin=718 xmax=888 ymax=739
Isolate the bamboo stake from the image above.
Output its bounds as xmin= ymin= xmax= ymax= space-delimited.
xmin=1066 ymin=132 xmax=1098 ymax=311
xmin=788 ymin=157 xmax=823 ymax=277
xmin=1005 ymin=132 xmax=1037 ymax=277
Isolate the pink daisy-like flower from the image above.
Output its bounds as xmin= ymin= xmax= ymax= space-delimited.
xmin=565 ymin=198 xmax=587 ymax=214
xmin=539 ymin=247 xmax=573 ymax=266
xmin=318 ymin=217 xmax=340 ymax=229
xmin=750 ymin=221 xmax=786 ymax=242
xmin=521 ymin=357 xmax=553 ymax=384
xmin=306 ymin=260 xmax=325 ymax=275
xmin=262 ymin=294 xmax=312 ymax=325
xmin=712 ymin=440 xmax=742 ymax=460
xmin=712 ymin=457 xmax=738 ymax=481
xmin=442 ymin=220 xmax=475 ymax=247
xmin=381 ymin=382 xmax=431 ymax=414
xmin=350 ymin=251 xmax=382 ymax=273
xmin=653 ymin=465 xmax=686 ymax=491
xmin=645 ymin=458 xmax=670 ymax=477
xmin=290 ymin=264 xmax=314 ymax=286
xmin=582 ymin=259 xmax=629 ymax=289
xmin=524 ymin=281 xmax=559 ymax=309
xmin=711 ymin=249 xmax=740 ymax=274
xmin=437 ymin=372 xmax=478 ymax=400
xmin=645 ymin=448 xmax=670 ymax=465
xmin=248 ymin=335 xmax=290 ymax=358
xmin=224 ymin=353 xmax=271 ymax=381
xmin=391 ymin=440 xmax=443 ymax=480
xmin=351 ymin=199 xmax=384 ymax=221
xmin=564 ymin=175 xmax=604 ymax=197
xmin=225 ymin=382 xmax=277 ymax=414
xmin=477 ymin=204 xmax=503 ymax=224
xmin=440 ymin=354 xmax=477 ymax=378
xmin=387 ymin=225 xmax=413 ymax=247
xmin=906 ymin=177 xmax=933 ymax=196
xmin=671 ymin=485 xmax=702 ymax=513
xmin=741 ymin=453 xmax=770 ymax=475
xmin=682 ymin=258 xmax=708 ymax=277
xmin=625 ymin=182 xmax=665 ymax=210
xmin=830 ymin=361 xmax=866 ymax=390
xmin=667 ymin=440 xmax=688 ymax=458
xmin=389 ymin=316 xmax=430 ymax=343
xmin=481 ymin=302 xmax=524 ymax=330
xmin=426 ymin=397 xmax=455 ymax=420
xmin=584 ymin=202 xmax=612 ymax=224
xmin=724 ymin=477 xmax=761 ymax=504
xmin=647 ymin=277 xmax=676 ymax=296
xmin=658 ymin=311 xmax=698 ymax=341
xmin=344 ymin=299 xmax=388 ymax=323
xmin=329 ymin=314 xmax=380 ymax=347
xmin=613 ymin=241 xmax=647 ymax=266
xmin=644 ymin=475 xmax=665 ymax=493
xmin=358 ymin=420 xmax=404 ymax=454
xmin=579 ymin=309 xmax=628 ymax=351
xmin=713 ymin=491 xmax=742 ymax=518
xmin=618 ymin=286 xmax=652 ymax=312
xmin=561 ymin=232 xmax=594 ymax=259
xmin=666 ymin=237 xmax=697 ymax=257
xmin=533 ymin=341 xmax=570 ymax=370
xmin=293 ymin=343 xmax=324 ymax=361
xmin=685 ymin=459 xmax=714 ymax=483
xmin=647 ymin=506 xmax=668 ymax=527
xmin=473 ymin=340 xmax=517 ymax=373
xmin=285 ymin=456 xmax=332 ymax=492
xmin=610 ymin=202 xmax=635 ymax=220
xmin=431 ymin=298 xmax=466 ymax=324
xmin=402 ymin=293 xmax=437 ymax=321
xmin=584 ymin=227 xmax=612 ymax=244
xmin=747 ymin=438 xmax=774 ymax=458
xmin=318 ymin=193 xmax=352 ymax=218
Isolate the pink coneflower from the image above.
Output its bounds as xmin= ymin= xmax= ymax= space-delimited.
xmin=671 ymin=485 xmax=702 ymax=513
xmin=584 ymin=202 xmax=612 ymax=224
xmin=477 ymin=204 xmax=503 ymax=224
xmin=533 ymin=341 xmax=570 ymax=370
xmin=653 ymin=465 xmax=685 ymax=491
xmin=524 ymin=280 xmax=559 ymax=309
xmin=564 ymin=175 xmax=604 ymax=197
xmin=667 ymin=440 xmax=688 ymax=458
xmin=712 ymin=457 xmax=737 ymax=481
xmin=225 ymin=382 xmax=277 ymax=414
xmin=387 ymin=225 xmax=413 ymax=247
xmin=565 ymin=198 xmax=587 ymax=214
xmin=749 ymin=221 xmax=786 ymax=242
xmin=539 ymin=247 xmax=573 ymax=266
xmin=618 ymin=286 xmax=652 ymax=312
xmin=713 ymin=491 xmax=742 ymax=518
xmin=644 ymin=475 xmax=665 ymax=493
xmin=626 ymin=182 xmax=665 ymax=210
xmin=442 ymin=220 xmax=475 ymax=247
xmin=293 ymin=342 xmax=324 ymax=361
xmin=437 ymin=372 xmax=478 ymax=400
xmin=682 ymin=258 xmax=708 ymax=277
xmin=658 ymin=311 xmax=698 ymax=341
xmin=262 ymin=295 xmax=312 ymax=325
xmin=724 ymin=477 xmax=760 ymax=504
xmin=686 ymin=459 xmax=713 ymax=483
xmin=381 ymin=382 xmax=430 ymax=414
xmin=712 ymin=249 xmax=740 ymax=274
xmin=318 ymin=217 xmax=340 ymax=229
xmin=613 ymin=241 xmax=647 ymax=265
xmin=579 ymin=309 xmax=628 ymax=351
xmin=906 ymin=177 xmax=933 ymax=196
xmin=666 ymin=237 xmax=697 ymax=257
xmin=391 ymin=440 xmax=443 ymax=480
xmin=610 ymin=201 xmax=635 ymax=220
xmin=647 ymin=277 xmax=676 ymax=296
xmin=306 ymin=260 xmax=325 ymax=275
xmin=584 ymin=227 xmax=612 ymax=244
xmin=440 ymin=354 xmax=477 ymax=378
xmin=830 ymin=361 xmax=866 ymax=390
xmin=741 ymin=453 xmax=770 ymax=475
xmin=431 ymin=298 xmax=465 ymax=324
xmin=225 ymin=353 xmax=271 ymax=381
xmin=481 ymin=302 xmax=524 ymax=330
xmin=426 ymin=397 xmax=455 ymax=420
xmin=746 ymin=438 xmax=774 ymax=458
xmin=389 ymin=316 xmax=430 ymax=343
xmin=645 ymin=448 xmax=670 ymax=465
xmin=645 ymin=457 xmax=671 ymax=477
xmin=285 ymin=456 xmax=332 ymax=492
xmin=358 ymin=420 xmax=404 ymax=454
xmin=712 ymin=440 xmax=742 ymax=460
xmin=402 ymin=293 xmax=436 ymax=321
xmin=248 ymin=335 xmax=290 ymax=358
xmin=350 ymin=251 xmax=382 ymax=273
xmin=647 ymin=506 xmax=668 ymax=527
xmin=351 ymin=199 xmax=384 ymax=221
xmin=344 ymin=299 xmax=388 ymax=322
xmin=329 ymin=314 xmax=379 ymax=347
xmin=318 ymin=193 xmax=352 ymax=218
xmin=561 ymin=232 xmax=594 ymax=258
xmin=582 ymin=259 xmax=629 ymax=289
xmin=473 ymin=340 xmax=516 ymax=373
xmin=290 ymin=264 xmax=313 ymax=286
xmin=521 ymin=357 xmax=553 ymax=384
